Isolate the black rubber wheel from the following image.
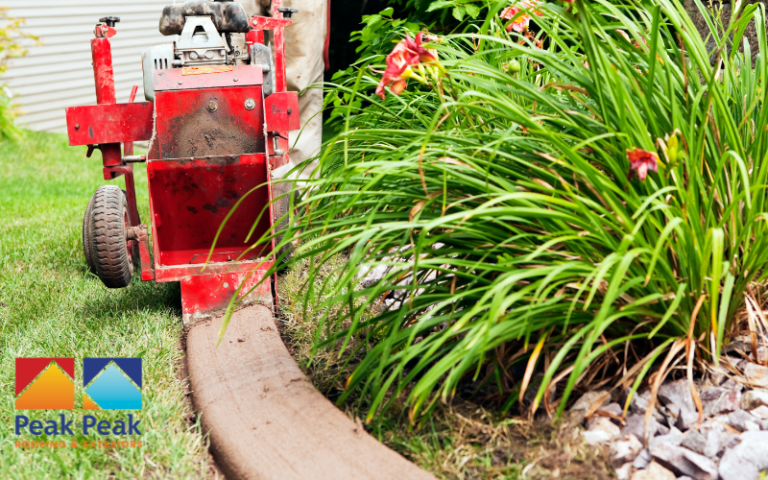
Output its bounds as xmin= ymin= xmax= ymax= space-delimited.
xmin=85 ymin=185 xmax=134 ymax=288
xmin=82 ymin=195 xmax=96 ymax=273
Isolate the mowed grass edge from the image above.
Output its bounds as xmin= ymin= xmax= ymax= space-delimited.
xmin=0 ymin=131 xmax=214 ymax=479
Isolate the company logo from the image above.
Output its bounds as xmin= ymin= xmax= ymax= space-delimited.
xmin=15 ymin=358 xmax=75 ymax=410
xmin=83 ymin=358 xmax=142 ymax=410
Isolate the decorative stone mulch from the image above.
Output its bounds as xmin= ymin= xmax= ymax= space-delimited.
xmin=574 ymin=345 xmax=768 ymax=480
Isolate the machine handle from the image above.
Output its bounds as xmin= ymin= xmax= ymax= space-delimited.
xmin=277 ymin=7 xmax=299 ymax=18
xmin=99 ymin=16 xmax=120 ymax=27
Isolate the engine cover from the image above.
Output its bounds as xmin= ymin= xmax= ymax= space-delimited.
xmin=159 ymin=0 xmax=250 ymax=36
xmin=142 ymin=43 xmax=174 ymax=101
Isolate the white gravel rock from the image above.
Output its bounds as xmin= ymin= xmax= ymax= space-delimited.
xmin=630 ymin=461 xmax=676 ymax=480
xmin=615 ymin=462 xmax=633 ymax=480
xmin=610 ymin=434 xmax=644 ymax=467
xmin=728 ymin=410 xmax=761 ymax=432
xmin=700 ymin=386 xmax=741 ymax=416
xmin=675 ymin=407 xmax=701 ymax=431
xmin=571 ymin=391 xmax=610 ymax=412
xmin=744 ymin=363 xmax=768 ymax=388
xmin=356 ymin=264 xmax=390 ymax=288
xmin=570 ymin=391 xmax=610 ymax=423
xmin=633 ymin=449 xmax=652 ymax=469
xmin=627 ymin=389 xmax=667 ymax=423
xmin=658 ymin=379 xmax=696 ymax=412
xmin=749 ymin=405 xmax=768 ymax=420
xmin=599 ymin=402 xmax=623 ymax=419
xmin=742 ymin=389 xmax=768 ymax=410
xmin=718 ymin=431 xmax=768 ymax=480
xmin=650 ymin=444 xmax=718 ymax=480
xmin=649 ymin=426 xmax=684 ymax=448
xmin=582 ymin=416 xmax=620 ymax=445
xmin=621 ymin=413 xmax=668 ymax=441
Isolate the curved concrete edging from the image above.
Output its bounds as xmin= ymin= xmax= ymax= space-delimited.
xmin=185 ymin=304 xmax=436 ymax=480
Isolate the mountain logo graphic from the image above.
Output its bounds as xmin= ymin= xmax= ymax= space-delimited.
xmin=15 ymin=358 xmax=75 ymax=409
xmin=83 ymin=358 xmax=142 ymax=410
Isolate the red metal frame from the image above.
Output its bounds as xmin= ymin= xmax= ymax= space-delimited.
xmin=145 ymin=156 xmax=271 ymax=267
xmin=250 ymin=17 xmax=292 ymax=30
xmin=65 ymin=12 xmax=300 ymax=322
xmin=66 ymin=103 xmax=154 ymax=145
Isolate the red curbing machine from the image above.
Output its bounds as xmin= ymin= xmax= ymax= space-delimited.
xmin=66 ymin=0 xmax=299 ymax=324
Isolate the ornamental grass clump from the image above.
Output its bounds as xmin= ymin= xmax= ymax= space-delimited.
xmin=245 ymin=0 xmax=768 ymax=422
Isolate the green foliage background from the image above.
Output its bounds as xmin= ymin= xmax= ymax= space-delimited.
xmin=0 ymin=7 xmax=37 ymax=143
xmin=251 ymin=0 xmax=768 ymax=424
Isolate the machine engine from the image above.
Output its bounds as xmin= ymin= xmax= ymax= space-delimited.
xmin=142 ymin=0 xmax=274 ymax=101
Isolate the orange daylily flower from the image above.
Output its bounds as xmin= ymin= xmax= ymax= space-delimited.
xmin=627 ymin=148 xmax=658 ymax=181
xmin=376 ymin=33 xmax=439 ymax=100
xmin=500 ymin=1 xmax=543 ymax=33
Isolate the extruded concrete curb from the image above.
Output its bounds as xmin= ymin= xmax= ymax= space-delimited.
xmin=186 ymin=305 xmax=436 ymax=480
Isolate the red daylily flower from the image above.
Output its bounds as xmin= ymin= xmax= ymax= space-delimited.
xmin=627 ymin=148 xmax=658 ymax=181
xmin=500 ymin=1 xmax=543 ymax=33
xmin=376 ymin=33 xmax=439 ymax=100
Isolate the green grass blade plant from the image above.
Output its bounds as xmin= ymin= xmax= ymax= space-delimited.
xmin=252 ymin=0 xmax=768 ymax=421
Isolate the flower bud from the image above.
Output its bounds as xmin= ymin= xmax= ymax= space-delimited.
xmin=667 ymin=134 xmax=678 ymax=164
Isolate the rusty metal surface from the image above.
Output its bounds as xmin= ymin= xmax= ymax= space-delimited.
xmin=154 ymin=86 xmax=265 ymax=159
xmin=128 ymin=224 xmax=155 ymax=281
xmin=66 ymin=102 xmax=154 ymax=146
xmin=272 ymin=0 xmax=288 ymax=94
xmin=250 ymin=16 xmax=293 ymax=30
xmin=153 ymin=65 xmax=263 ymax=92
xmin=91 ymin=37 xmax=116 ymax=105
xmin=146 ymin=154 xmax=272 ymax=269
xmin=265 ymin=91 xmax=300 ymax=132
xmin=180 ymin=268 xmax=273 ymax=325
xmin=155 ymin=258 xmax=272 ymax=283
xmin=89 ymin=31 xmax=123 ymax=168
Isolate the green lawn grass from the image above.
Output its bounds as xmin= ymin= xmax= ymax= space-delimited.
xmin=0 ymin=131 xmax=213 ymax=479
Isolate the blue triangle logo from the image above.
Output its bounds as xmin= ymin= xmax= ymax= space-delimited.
xmin=84 ymin=364 xmax=142 ymax=409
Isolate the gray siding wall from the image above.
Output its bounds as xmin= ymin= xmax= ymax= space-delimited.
xmin=3 ymin=0 xmax=174 ymax=132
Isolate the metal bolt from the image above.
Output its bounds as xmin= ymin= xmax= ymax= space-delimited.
xmin=287 ymin=109 xmax=292 ymax=115
xmin=233 ymin=77 xmax=238 ymax=82
xmin=207 ymin=101 xmax=218 ymax=112
xmin=244 ymin=98 xmax=256 ymax=110
xmin=223 ymin=282 xmax=230 ymax=289
xmin=178 ymin=80 xmax=183 ymax=85
xmin=75 ymin=124 xmax=80 ymax=130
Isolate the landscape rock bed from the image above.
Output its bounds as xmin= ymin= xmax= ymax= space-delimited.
xmin=576 ymin=349 xmax=768 ymax=480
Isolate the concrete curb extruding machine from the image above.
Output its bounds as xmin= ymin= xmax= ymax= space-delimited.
xmin=66 ymin=0 xmax=300 ymax=323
